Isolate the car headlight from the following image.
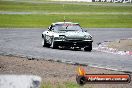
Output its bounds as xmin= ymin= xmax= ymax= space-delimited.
xmin=84 ymin=35 xmax=92 ymax=40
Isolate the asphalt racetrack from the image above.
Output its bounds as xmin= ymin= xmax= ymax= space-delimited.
xmin=0 ymin=28 xmax=132 ymax=72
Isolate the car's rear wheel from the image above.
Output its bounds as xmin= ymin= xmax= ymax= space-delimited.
xmin=51 ymin=39 xmax=59 ymax=49
xmin=84 ymin=43 xmax=92 ymax=52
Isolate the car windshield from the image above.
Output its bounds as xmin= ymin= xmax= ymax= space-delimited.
xmin=53 ymin=24 xmax=82 ymax=32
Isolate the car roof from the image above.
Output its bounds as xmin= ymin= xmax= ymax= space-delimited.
xmin=52 ymin=22 xmax=79 ymax=25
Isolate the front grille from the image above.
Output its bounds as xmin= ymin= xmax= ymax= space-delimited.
xmin=66 ymin=39 xmax=83 ymax=42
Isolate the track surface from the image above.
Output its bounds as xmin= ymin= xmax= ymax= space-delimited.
xmin=0 ymin=28 xmax=132 ymax=72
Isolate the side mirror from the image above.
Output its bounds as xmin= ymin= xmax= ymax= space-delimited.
xmin=84 ymin=29 xmax=87 ymax=32
xmin=82 ymin=28 xmax=87 ymax=32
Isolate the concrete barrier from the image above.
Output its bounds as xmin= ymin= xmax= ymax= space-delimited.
xmin=0 ymin=75 xmax=41 ymax=88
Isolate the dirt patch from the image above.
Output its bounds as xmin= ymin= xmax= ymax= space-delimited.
xmin=108 ymin=39 xmax=132 ymax=51
xmin=0 ymin=55 xmax=132 ymax=88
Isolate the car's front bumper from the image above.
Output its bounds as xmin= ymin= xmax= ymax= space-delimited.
xmin=54 ymin=40 xmax=93 ymax=47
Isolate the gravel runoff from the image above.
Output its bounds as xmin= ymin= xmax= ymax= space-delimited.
xmin=0 ymin=55 xmax=132 ymax=88
xmin=94 ymin=38 xmax=132 ymax=56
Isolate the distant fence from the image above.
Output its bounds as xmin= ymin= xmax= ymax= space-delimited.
xmin=92 ymin=0 xmax=131 ymax=3
xmin=54 ymin=0 xmax=131 ymax=3
xmin=53 ymin=0 xmax=131 ymax=3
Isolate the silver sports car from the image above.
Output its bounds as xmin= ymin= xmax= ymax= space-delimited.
xmin=42 ymin=22 xmax=93 ymax=51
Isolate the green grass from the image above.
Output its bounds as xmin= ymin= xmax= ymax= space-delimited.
xmin=41 ymin=82 xmax=81 ymax=88
xmin=0 ymin=1 xmax=132 ymax=28
xmin=0 ymin=14 xmax=132 ymax=28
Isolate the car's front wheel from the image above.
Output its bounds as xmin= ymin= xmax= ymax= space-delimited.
xmin=42 ymin=38 xmax=50 ymax=47
xmin=51 ymin=39 xmax=59 ymax=49
xmin=84 ymin=43 xmax=92 ymax=52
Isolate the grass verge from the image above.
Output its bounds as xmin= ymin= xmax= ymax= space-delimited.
xmin=0 ymin=1 xmax=132 ymax=28
xmin=41 ymin=82 xmax=81 ymax=88
xmin=0 ymin=14 xmax=132 ymax=28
